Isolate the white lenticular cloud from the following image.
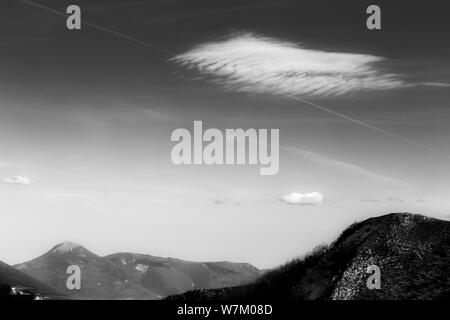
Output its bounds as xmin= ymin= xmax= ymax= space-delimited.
xmin=281 ymin=192 xmax=324 ymax=206
xmin=3 ymin=176 xmax=33 ymax=185
xmin=172 ymin=33 xmax=405 ymax=97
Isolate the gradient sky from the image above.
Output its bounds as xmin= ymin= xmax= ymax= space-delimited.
xmin=1 ymin=0 xmax=449 ymax=268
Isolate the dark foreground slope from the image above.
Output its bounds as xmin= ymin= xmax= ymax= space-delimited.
xmin=168 ymin=213 xmax=450 ymax=300
xmin=0 ymin=260 xmax=65 ymax=300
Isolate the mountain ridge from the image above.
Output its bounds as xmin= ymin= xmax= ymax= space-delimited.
xmin=13 ymin=243 xmax=263 ymax=300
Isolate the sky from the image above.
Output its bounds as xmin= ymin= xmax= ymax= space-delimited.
xmin=0 ymin=0 xmax=449 ymax=269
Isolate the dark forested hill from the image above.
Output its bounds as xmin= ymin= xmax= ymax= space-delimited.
xmin=168 ymin=213 xmax=450 ymax=300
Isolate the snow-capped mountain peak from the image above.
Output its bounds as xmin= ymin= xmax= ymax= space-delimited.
xmin=52 ymin=241 xmax=82 ymax=253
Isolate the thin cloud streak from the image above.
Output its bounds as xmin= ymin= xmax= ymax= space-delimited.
xmin=284 ymin=94 xmax=450 ymax=160
xmin=282 ymin=146 xmax=413 ymax=188
xmin=18 ymin=0 xmax=176 ymax=56
xmin=421 ymin=82 xmax=450 ymax=87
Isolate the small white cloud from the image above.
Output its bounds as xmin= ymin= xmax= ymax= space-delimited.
xmin=3 ymin=176 xmax=33 ymax=185
xmin=173 ymin=32 xmax=404 ymax=98
xmin=281 ymin=192 xmax=324 ymax=206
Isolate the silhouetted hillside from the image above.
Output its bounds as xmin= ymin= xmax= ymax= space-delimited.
xmin=0 ymin=260 xmax=65 ymax=300
xmin=168 ymin=213 xmax=450 ymax=300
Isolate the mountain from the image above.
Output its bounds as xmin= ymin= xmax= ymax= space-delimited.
xmin=0 ymin=260 xmax=65 ymax=300
xmin=105 ymin=253 xmax=261 ymax=297
xmin=14 ymin=242 xmax=262 ymax=300
xmin=15 ymin=241 xmax=156 ymax=300
xmin=167 ymin=213 xmax=450 ymax=300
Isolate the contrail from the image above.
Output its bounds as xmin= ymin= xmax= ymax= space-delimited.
xmin=18 ymin=0 xmax=450 ymax=160
xmin=17 ymin=0 xmax=176 ymax=56
xmin=284 ymin=93 xmax=450 ymax=159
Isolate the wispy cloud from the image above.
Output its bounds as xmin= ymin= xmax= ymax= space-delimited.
xmin=3 ymin=176 xmax=33 ymax=185
xmin=32 ymin=192 xmax=92 ymax=201
xmin=0 ymin=162 xmax=13 ymax=168
xmin=421 ymin=82 xmax=450 ymax=88
xmin=282 ymin=146 xmax=412 ymax=188
xmin=173 ymin=32 xmax=404 ymax=98
xmin=281 ymin=192 xmax=324 ymax=206
xmin=386 ymin=197 xmax=404 ymax=203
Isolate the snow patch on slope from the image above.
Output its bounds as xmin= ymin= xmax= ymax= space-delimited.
xmin=135 ymin=264 xmax=149 ymax=273
xmin=53 ymin=241 xmax=82 ymax=253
